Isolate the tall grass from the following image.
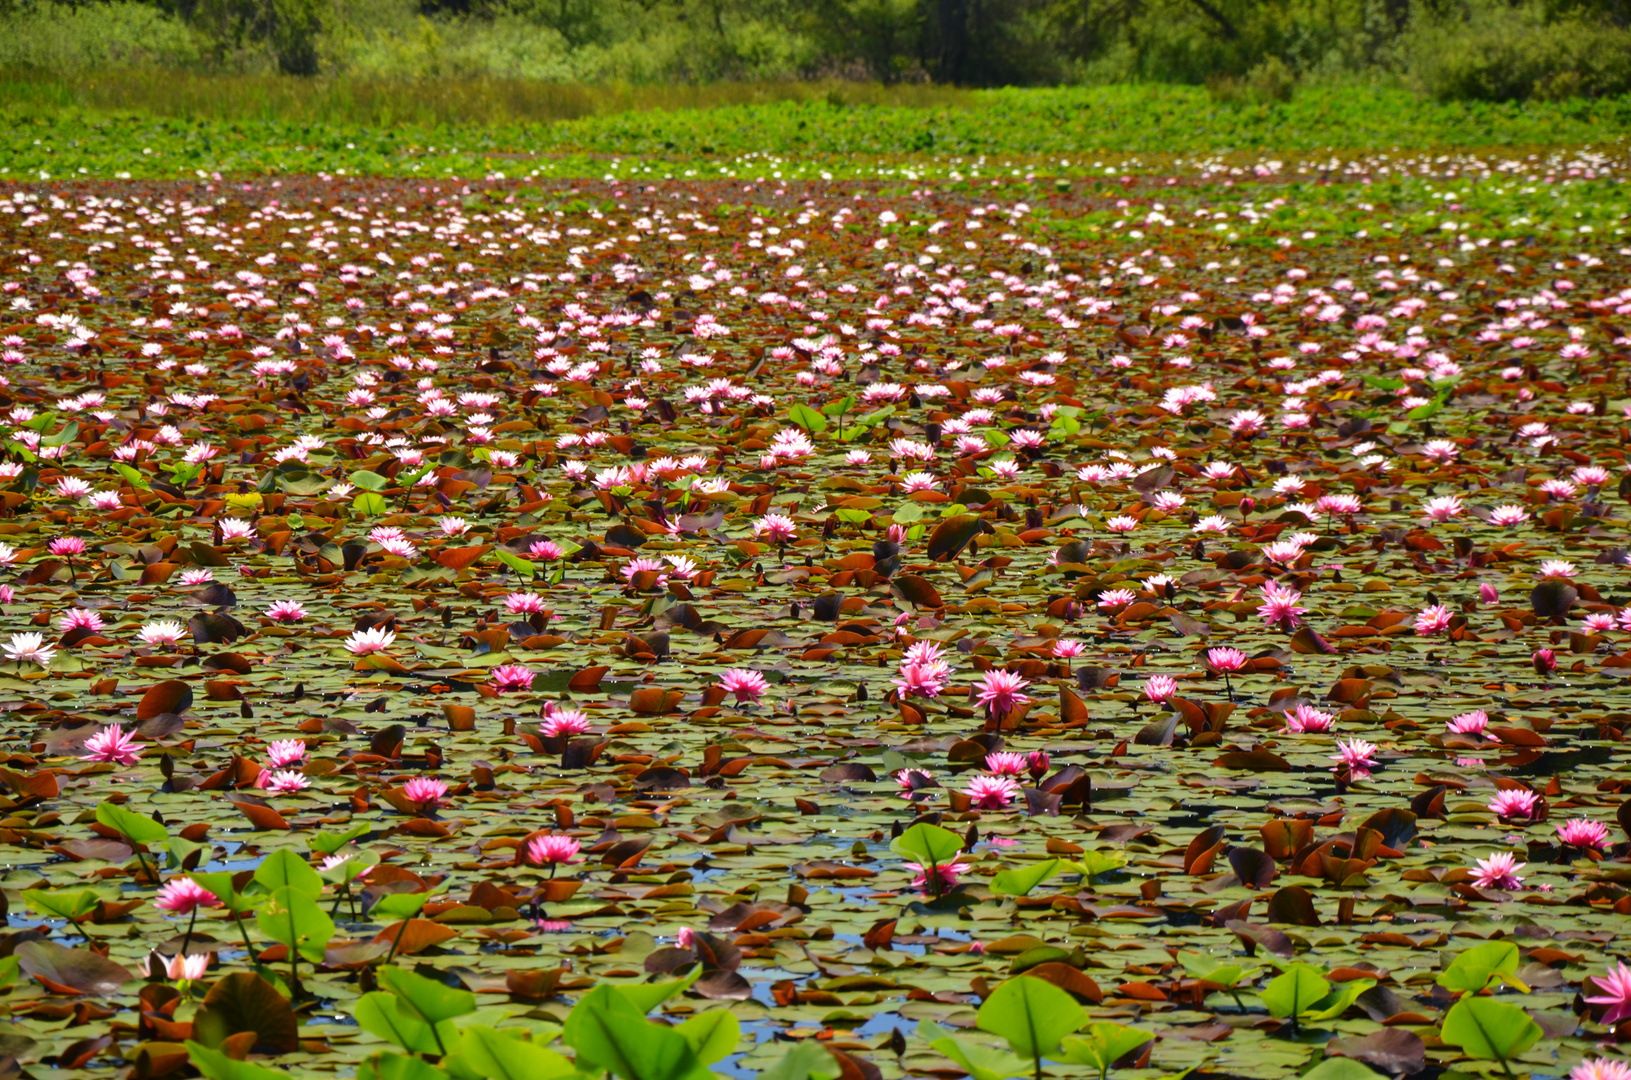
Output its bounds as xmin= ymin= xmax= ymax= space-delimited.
xmin=0 ymin=70 xmax=975 ymax=125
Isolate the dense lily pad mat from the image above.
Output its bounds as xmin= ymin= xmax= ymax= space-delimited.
xmin=0 ymin=150 xmax=1625 ymax=1080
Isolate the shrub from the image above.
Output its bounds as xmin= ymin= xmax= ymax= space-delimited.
xmin=1207 ymin=56 xmax=1298 ymax=106
xmin=0 ymin=1 xmax=205 ymax=70
xmin=1411 ymin=2 xmax=1631 ymax=101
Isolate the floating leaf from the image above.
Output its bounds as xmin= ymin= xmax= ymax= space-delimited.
xmin=15 ymin=940 xmax=132 ymax=995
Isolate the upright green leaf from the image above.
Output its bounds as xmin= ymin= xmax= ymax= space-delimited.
xmin=371 ymin=891 xmax=432 ymax=921
xmin=445 ymin=1026 xmax=577 ymax=1080
xmin=319 ymin=850 xmax=380 ymax=888
xmin=495 ymin=549 xmax=538 ymax=577
xmin=187 ymin=1041 xmax=292 ymax=1080
xmin=1058 ymin=1022 xmax=1153 ymax=1080
xmin=166 ymin=836 xmax=206 ymax=871
xmin=1441 ymin=997 xmax=1542 ymax=1063
xmin=1176 ymin=952 xmax=1261 ymax=987
xmin=1303 ymin=979 xmax=1376 ymax=1021
xmin=562 ymin=986 xmax=711 ymax=1080
xmin=379 ymin=966 xmax=476 ymax=1027
xmin=255 ymin=885 xmax=334 ymax=963
xmin=890 ymin=822 xmax=964 ymax=867
xmin=605 ymin=965 xmax=702 ymax=1014
xmin=1437 ymin=941 xmax=1525 ymax=995
xmin=788 ymin=403 xmax=828 ymax=434
xmin=253 ymin=849 xmax=324 ymax=899
xmin=1068 ymin=850 xmax=1129 ymax=881
xmin=990 ymin=858 xmax=1064 ymax=897
xmin=354 ymin=991 xmax=449 ymax=1056
xmin=359 ymin=1053 xmax=452 ymax=1080
xmin=310 ymin=823 xmax=372 ymax=855
xmin=1260 ymin=964 xmax=1330 ymax=1021
xmin=113 ymin=462 xmax=150 ymax=490
xmin=975 ymin=976 xmax=1087 ymax=1062
xmin=189 ymin=872 xmax=262 ymax=916
xmin=41 ymin=421 xmax=79 ymax=448
xmin=22 ymin=888 xmax=100 ymax=922
xmin=760 ymin=1042 xmax=841 ymax=1080
xmin=355 ymin=492 xmax=389 ymax=516
xmin=675 ymin=1010 xmax=740 ymax=1064
xmin=95 ymin=801 xmax=167 ymax=846
xmin=918 ymin=1020 xmax=1031 ymax=1080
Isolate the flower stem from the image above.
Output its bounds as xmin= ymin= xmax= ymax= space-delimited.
xmin=385 ymin=914 xmax=412 ymax=965
xmin=180 ymin=907 xmax=197 ymax=956
xmin=234 ymin=913 xmax=256 ymax=961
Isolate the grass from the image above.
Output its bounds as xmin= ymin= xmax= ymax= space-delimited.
xmin=0 ymin=71 xmax=976 ymax=126
xmin=0 ymin=76 xmax=1627 ymax=181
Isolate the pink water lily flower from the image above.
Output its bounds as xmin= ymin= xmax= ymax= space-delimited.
xmin=1282 ymin=705 xmax=1334 ymax=733
xmin=1472 ymin=851 xmax=1525 ymax=890
xmin=1446 ymin=710 xmax=1498 ymax=741
xmin=490 ymin=663 xmax=535 ymax=692
xmin=1585 ymin=962 xmax=1631 ymax=1026
xmin=983 ymin=752 xmax=1028 ymax=776
xmin=526 ymin=834 xmax=580 ymax=873
xmin=265 ymin=739 xmax=307 ymax=768
xmin=1331 ymin=738 xmax=1378 ymax=780
xmin=345 ymin=626 xmax=396 ymax=655
xmin=904 ymin=860 xmax=971 ymax=892
xmin=404 ymin=777 xmax=449 ymax=812
xmin=144 ymin=953 xmax=209 ymax=981
xmin=1257 ymin=581 xmax=1305 ymax=630
xmin=1143 ymin=675 xmax=1178 ymax=703
xmin=973 ymin=670 xmax=1030 ymax=716
xmin=717 ymin=668 xmax=768 ymax=705
xmin=1487 ymin=788 xmax=1540 ymax=823
xmin=753 ymin=514 xmax=797 ymax=544
xmin=265 ymin=600 xmax=307 ymax=622
xmin=155 ymin=878 xmax=220 ymax=915
xmin=964 ymin=775 xmax=1020 ymax=809
xmin=263 ymin=769 xmax=310 ymax=794
xmin=1558 ymin=818 xmax=1611 ymax=851
xmin=1414 ymin=604 xmax=1453 ymax=636
xmin=82 ymin=723 xmax=141 ymax=766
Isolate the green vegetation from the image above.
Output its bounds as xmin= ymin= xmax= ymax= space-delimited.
xmin=3 ymin=0 xmax=1631 ymax=100
xmin=2 ymin=83 xmax=1628 ymax=181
